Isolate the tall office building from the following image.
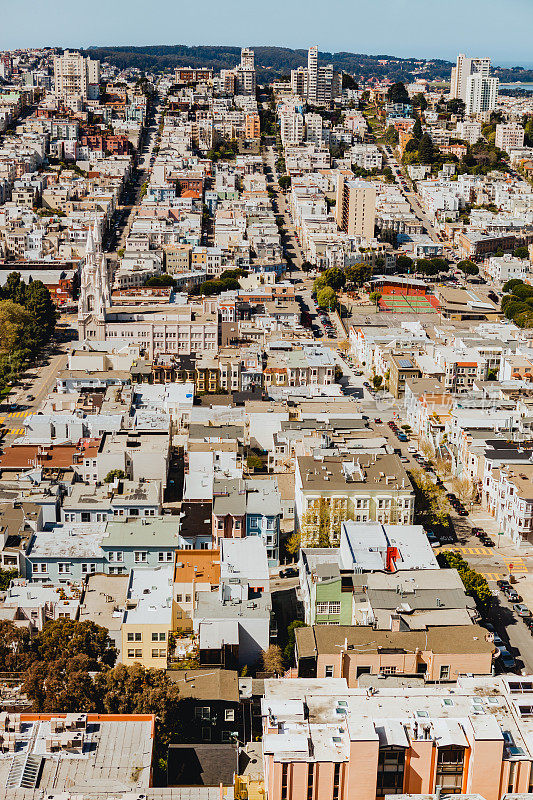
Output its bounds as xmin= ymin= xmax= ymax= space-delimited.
xmin=449 ymin=54 xmax=491 ymax=102
xmin=465 ymin=74 xmax=499 ymax=116
xmin=240 ymin=47 xmax=255 ymax=72
xmin=335 ymin=175 xmax=376 ymax=240
xmin=54 ymin=50 xmax=100 ymax=101
xmin=291 ymin=47 xmax=341 ymax=106
xmin=307 ymin=46 xmax=319 ymax=105
xmin=234 ymin=47 xmax=256 ymax=96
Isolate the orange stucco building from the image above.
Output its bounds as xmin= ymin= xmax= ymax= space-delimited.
xmin=262 ymin=676 xmax=533 ymax=800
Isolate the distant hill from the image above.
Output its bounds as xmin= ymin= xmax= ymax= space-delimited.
xmin=84 ymin=44 xmax=533 ymax=85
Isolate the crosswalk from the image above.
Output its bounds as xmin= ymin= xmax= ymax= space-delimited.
xmin=6 ymin=428 xmax=24 ymax=436
xmin=440 ymin=546 xmax=495 ymax=556
xmin=482 ymin=573 xmax=503 ymax=582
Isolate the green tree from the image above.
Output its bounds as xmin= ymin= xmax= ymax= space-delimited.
xmin=417 ymin=132 xmax=434 ymax=163
xmin=438 ymin=551 xmax=491 ymax=607
xmin=317 ymin=286 xmax=337 ymax=309
xmin=369 ymin=291 xmax=382 ymax=309
xmin=372 ymin=374 xmax=383 ymax=390
xmin=387 ymin=82 xmax=409 ymax=104
xmin=262 ymin=645 xmax=284 ymax=675
xmin=32 ymin=619 xmax=117 ymax=669
xmin=284 ymin=621 xmax=307 ymax=663
xmin=457 ymin=259 xmax=479 ymax=276
xmin=0 ymin=620 xmax=32 ymax=673
xmin=278 ymin=175 xmax=291 ymax=190
xmin=246 ymin=452 xmax=263 ymax=471
xmin=322 ymin=267 xmax=346 ymax=292
xmin=0 ymin=300 xmax=33 ymax=354
xmin=412 ymin=117 xmax=422 ymax=141
xmin=144 ymin=274 xmax=177 ymax=288
xmin=0 ymin=568 xmax=17 ymax=590
xmin=514 ymin=246 xmax=529 ymax=259
xmin=98 ymin=662 xmax=182 ymax=756
xmin=104 ymin=469 xmax=126 ymax=483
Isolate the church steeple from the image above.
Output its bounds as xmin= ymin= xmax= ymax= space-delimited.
xmin=78 ymin=217 xmax=109 ymax=323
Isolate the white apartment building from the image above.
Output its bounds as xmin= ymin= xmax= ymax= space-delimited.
xmin=495 ymin=123 xmax=525 ymax=153
xmin=280 ymin=109 xmax=305 ymax=145
xmin=54 ymin=51 xmax=100 ymax=101
xmin=486 ymin=254 xmax=530 ymax=284
xmin=455 ymin=120 xmax=482 ymax=144
xmin=466 ymin=74 xmax=499 ymax=116
xmin=350 ymin=144 xmax=383 ymax=171
xmin=305 ymin=113 xmax=323 ymax=146
xmin=450 ymin=54 xmax=491 ymax=102
xmin=484 ymin=462 xmax=533 ymax=546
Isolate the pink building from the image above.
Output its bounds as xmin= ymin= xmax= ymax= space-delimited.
xmin=262 ymin=676 xmax=533 ymax=800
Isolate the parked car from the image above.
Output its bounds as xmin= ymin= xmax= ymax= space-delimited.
xmin=514 ymin=603 xmax=531 ymax=617
xmin=497 ymin=648 xmax=516 ymax=671
xmin=280 ymin=567 xmax=298 ymax=578
xmin=497 ymin=580 xmax=511 ymax=591
xmin=506 ymin=588 xmax=521 ymax=602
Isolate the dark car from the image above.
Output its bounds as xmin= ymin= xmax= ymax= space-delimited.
xmin=497 ymin=580 xmax=511 ymax=590
xmin=482 ymin=538 xmax=495 ymax=547
xmin=471 ymin=527 xmax=484 ymax=535
xmin=281 ymin=567 xmax=298 ymax=578
xmin=446 ymin=493 xmax=457 ymax=500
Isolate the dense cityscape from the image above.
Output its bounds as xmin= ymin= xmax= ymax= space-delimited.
xmin=1 ymin=38 xmax=533 ymax=800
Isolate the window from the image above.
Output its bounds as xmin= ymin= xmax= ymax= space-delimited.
xmin=185 ymin=594 xmax=191 ymax=603
xmin=332 ymin=763 xmax=341 ymax=800
xmin=33 ymin=563 xmax=48 ymax=574
xmin=382 ymin=666 xmax=397 ymax=675
xmin=134 ymin=552 xmax=147 ymax=563
xmin=377 ymin=747 xmax=405 ymax=797
xmin=135 ymin=649 xmax=142 ymax=658
xmin=159 ymin=551 xmax=173 ymax=562
xmin=176 ymin=594 xmax=182 ymax=602
xmin=435 ymin=746 xmax=464 ymax=794
xmin=81 ymin=512 xmax=91 ymax=523
xmin=195 ymin=706 xmax=210 ymax=720
xmin=152 ymin=632 xmax=166 ymax=642
xmin=508 ymin=761 xmax=516 ymax=793
xmin=307 ymin=763 xmax=314 ymax=800
xmin=281 ymin=763 xmax=289 ymax=800
xmin=440 ymin=665 xmax=450 ymax=680
xmin=127 ymin=632 xmax=134 ymax=642
xmin=58 ymin=563 xmax=70 ymax=574
xmin=152 ymin=649 xmax=160 ymax=658
xmin=225 ymin=709 xmax=235 ymax=722
xmin=325 ymin=665 xmax=334 ymax=678
xmin=127 ymin=649 xmax=135 ymax=658
xmin=81 ymin=563 xmax=96 ymax=574
xmin=202 ymin=727 xmax=211 ymax=741
xmin=316 ymin=602 xmax=329 ymax=614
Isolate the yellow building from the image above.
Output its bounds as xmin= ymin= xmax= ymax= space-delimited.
xmin=121 ymin=565 xmax=175 ymax=669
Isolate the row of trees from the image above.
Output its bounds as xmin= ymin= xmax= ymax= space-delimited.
xmin=501 ymin=279 xmax=533 ymax=328
xmin=0 ymin=618 xmax=180 ymax=779
xmin=0 ymin=273 xmax=58 ymax=394
xmin=190 ymin=268 xmax=246 ymax=297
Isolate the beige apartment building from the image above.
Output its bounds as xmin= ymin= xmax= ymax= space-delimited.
xmin=54 ymin=51 xmax=100 ymax=101
xmin=121 ymin=565 xmax=175 ymax=670
xmin=335 ymin=175 xmax=376 ymax=239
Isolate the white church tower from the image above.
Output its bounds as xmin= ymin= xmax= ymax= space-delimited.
xmin=77 ymin=220 xmax=110 ymax=340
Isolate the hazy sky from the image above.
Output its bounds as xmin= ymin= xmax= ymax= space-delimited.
xmin=2 ymin=0 xmax=533 ymax=66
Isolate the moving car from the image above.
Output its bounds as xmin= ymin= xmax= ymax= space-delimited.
xmin=514 ymin=603 xmax=531 ymax=617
